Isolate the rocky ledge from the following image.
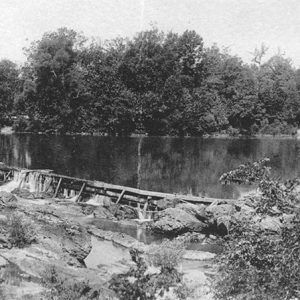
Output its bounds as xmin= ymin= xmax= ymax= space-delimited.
xmin=0 ymin=189 xmax=218 ymax=299
xmin=150 ymin=196 xmax=294 ymax=236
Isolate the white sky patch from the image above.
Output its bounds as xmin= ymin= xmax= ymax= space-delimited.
xmin=0 ymin=0 xmax=299 ymax=67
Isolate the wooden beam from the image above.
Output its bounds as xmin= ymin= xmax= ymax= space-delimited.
xmin=114 ymin=189 xmax=126 ymax=216
xmin=53 ymin=178 xmax=62 ymax=198
xmin=44 ymin=177 xmax=53 ymax=192
xmin=0 ymin=166 xmax=237 ymax=205
xmin=4 ymin=171 xmax=12 ymax=182
xmin=76 ymin=182 xmax=86 ymax=202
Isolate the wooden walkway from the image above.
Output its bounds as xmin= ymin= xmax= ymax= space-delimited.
xmin=0 ymin=165 xmax=235 ymax=208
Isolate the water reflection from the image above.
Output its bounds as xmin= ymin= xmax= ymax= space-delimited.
xmin=0 ymin=134 xmax=299 ymax=199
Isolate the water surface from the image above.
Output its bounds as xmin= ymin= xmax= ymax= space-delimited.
xmin=0 ymin=134 xmax=299 ymax=198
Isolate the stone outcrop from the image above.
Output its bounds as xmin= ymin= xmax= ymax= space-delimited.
xmin=177 ymin=203 xmax=207 ymax=222
xmin=152 ymin=206 xmax=207 ymax=234
xmin=61 ymin=223 xmax=92 ymax=266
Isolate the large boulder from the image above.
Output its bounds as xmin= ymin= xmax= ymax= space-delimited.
xmin=156 ymin=198 xmax=181 ymax=210
xmin=206 ymin=202 xmax=236 ymax=219
xmin=176 ymin=203 xmax=207 ymax=222
xmin=151 ymin=207 xmax=207 ymax=234
xmin=205 ymin=202 xmax=237 ymax=235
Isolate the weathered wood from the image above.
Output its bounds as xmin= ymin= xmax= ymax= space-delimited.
xmin=114 ymin=189 xmax=126 ymax=216
xmin=3 ymin=171 xmax=12 ymax=182
xmin=53 ymin=178 xmax=62 ymax=198
xmin=76 ymin=182 xmax=86 ymax=202
xmin=0 ymin=165 xmax=237 ymax=206
xmin=44 ymin=177 xmax=53 ymax=192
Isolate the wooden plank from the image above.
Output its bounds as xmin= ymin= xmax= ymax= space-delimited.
xmin=53 ymin=177 xmax=62 ymax=198
xmin=76 ymin=182 xmax=86 ymax=202
xmin=115 ymin=190 xmax=126 ymax=205
xmin=114 ymin=189 xmax=126 ymax=216
xmin=1 ymin=166 xmax=237 ymax=205
xmin=44 ymin=177 xmax=53 ymax=192
xmin=4 ymin=171 xmax=12 ymax=182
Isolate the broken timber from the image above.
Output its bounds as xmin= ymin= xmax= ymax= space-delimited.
xmin=0 ymin=165 xmax=236 ymax=209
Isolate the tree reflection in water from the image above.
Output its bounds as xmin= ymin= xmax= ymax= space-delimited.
xmin=0 ymin=134 xmax=299 ymax=199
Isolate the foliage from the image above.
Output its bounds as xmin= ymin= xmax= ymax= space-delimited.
xmin=219 ymin=158 xmax=271 ymax=185
xmin=215 ymin=159 xmax=300 ymax=299
xmin=41 ymin=265 xmax=107 ymax=300
xmin=109 ymin=242 xmax=188 ymax=300
xmin=7 ymin=213 xmax=36 ymax=248
xmin=0 ymin=59 xmax=19 ymax=126
xmin=0 ymin=27 xmax=298 ymax=135
xmin=147 ymin=239 xmax=185 ymax=272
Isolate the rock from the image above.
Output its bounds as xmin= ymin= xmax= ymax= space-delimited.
xmin=151 ymin=207 xmax=207 ymax=234
xmin=11 ymin=188 xmax=33 ymax=199
xmin=115 ymin=205 xmax=138 ymax=220
xmin=258 ymin=216 xmax=282 ymax=232
xmin=183 ymin=250 xmax=216 ymax=261
xmin=206 ymin=203 xmax=237 ymax=235
xmin=156 ymin=198 xmax=181 ymax=210
xmin=176 ymin=203 xmax=207 ymax=222
xmin=93 ymin=206 xmax=113 ymax=219
xmin=206 ymin=203 xmax=236 ymax=219
xmin=0 ymin=191 xmax=17 ymax=205
xmin=62 ymin=225 xmax=92 ymax=265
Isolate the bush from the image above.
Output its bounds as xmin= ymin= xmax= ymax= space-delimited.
xmin=41 ymin=265 xmax=107 ymax=300
xmin=110 ymin=241 xmax=189 ymax=300
xmin=259 ymin=120 xmax=297 ymax=136
xmin=7 ymin=213 xmax=36 ymax=248
xmin=147 ymin=239 xmax=185 ymax=272
xmin=215 ymin=159 xmax=300 ymax=299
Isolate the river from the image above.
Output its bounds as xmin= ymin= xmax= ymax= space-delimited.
xmin=0 ymin=134 xmax=299 ymax=199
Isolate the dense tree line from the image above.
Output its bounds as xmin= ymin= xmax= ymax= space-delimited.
xmin=1 ymin=27 xmax=300 ymax=135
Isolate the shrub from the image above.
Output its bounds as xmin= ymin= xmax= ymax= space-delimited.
xmin=147 ymin=239 xmax=185 ymax=272
xmin=7 ymin=214 xmax=36 ymax=248
xmin=215 ymin=159 xmax=300 ymax=299
xmin=110 ymin=241 xmax=188 ymax=300
xmin=41 ymin=265 xmax=106 ymax=300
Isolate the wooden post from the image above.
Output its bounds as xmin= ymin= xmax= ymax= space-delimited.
xmin=114 ymin=190 xmax=126 ymax=216
xmin=44 ymin=177 xmax=53 ymax=192
xmin=4 ymin=171 xmax=12 ymax=182
xmin=53 ymin=178 xmax=62 ymax=198
xmin=76 ymin=182 xmax=86 ymax=202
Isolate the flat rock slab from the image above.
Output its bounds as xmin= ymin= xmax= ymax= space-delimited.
xmin=183 ymin=250 xmax=216 ymax=261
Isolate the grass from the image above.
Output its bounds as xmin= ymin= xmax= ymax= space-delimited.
xmin=7 ymin=213 xmax=36 ymax=248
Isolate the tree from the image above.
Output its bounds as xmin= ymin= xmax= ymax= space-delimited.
xmin=256 ymin=55 xmax=300 ymax=126
xmin=18 ymin=28 xmax=87 ymax=132
xmin=0 ymin=59 xmax=19 ymax=126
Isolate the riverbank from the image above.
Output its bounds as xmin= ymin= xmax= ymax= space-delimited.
xmin=2 ymin=126 xmax=300 ymax=139
xmin=0 ymin=164 xmax=295 ymax=299
xmin=0 ymin=126 xmax=14 ymax=135
xmin=0 ymin=183 xmax=220 ymax=299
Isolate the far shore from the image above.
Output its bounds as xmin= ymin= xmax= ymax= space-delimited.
xmin=1 ymin=126 xmax=300 ymax=139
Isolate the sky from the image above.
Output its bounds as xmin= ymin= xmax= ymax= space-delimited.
xmin=0 ymin=0 xmax=300 ymax=67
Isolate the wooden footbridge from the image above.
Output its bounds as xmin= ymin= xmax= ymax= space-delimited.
xmin=0 ymin=164 xmax=234 ymax=210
